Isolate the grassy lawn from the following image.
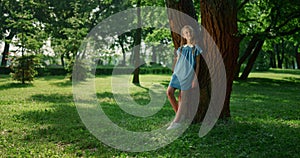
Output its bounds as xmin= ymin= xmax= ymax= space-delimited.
xmin=0 ymin=69 xmax=299 ymax=157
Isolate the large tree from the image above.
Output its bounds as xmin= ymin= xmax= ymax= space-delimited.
xmin=199 ymin=0 xmax=240 ymax=120
xmin=166 ymin=0 xmax=239 ymax=122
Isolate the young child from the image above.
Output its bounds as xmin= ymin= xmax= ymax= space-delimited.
xmin=166 ymin=25 xmax=202 ymax=130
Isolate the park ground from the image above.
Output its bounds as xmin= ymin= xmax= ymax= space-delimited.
xmin=0 ymin=69 xmax=299 ymax=157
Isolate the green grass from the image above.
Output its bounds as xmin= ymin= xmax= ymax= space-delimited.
xmin=0 ymin=69 xmax=299 ymax=157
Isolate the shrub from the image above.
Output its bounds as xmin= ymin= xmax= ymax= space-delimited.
xmin=10 ymin=55 xmax=39 ymax=83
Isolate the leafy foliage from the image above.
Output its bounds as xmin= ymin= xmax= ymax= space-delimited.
xmin=10 ymin=55 xmax=39 ymax=83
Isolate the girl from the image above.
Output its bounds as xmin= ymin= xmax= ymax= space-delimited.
xmin=166 ymin=25 xmax=202 ymax=130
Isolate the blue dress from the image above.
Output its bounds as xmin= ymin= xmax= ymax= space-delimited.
xmin=169 ymin=44 xmax=202 ymax=90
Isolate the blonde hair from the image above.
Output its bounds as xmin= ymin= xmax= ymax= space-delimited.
xmin=180 ymin=25 xmax=196 ymax=47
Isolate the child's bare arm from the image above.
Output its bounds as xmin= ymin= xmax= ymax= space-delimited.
xmin=172 ymin=56 xmax=178 ymax=73
xmin=192 ymin=55 xmax=200 ymax=88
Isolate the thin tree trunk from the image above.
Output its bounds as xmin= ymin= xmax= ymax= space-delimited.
xmin=132 ymin=0 xmax=141 ymax=84
xmin=1 ymin=33 xmax=14 ymax=67
xmin=234 ymin=35 xmax=259 ymax=79
xmin=61 ymin=54 xmax=65 ymax=67
xmin=285 ymin=58 xmax=289 ymax=69
xmin=1 ymin=42 xmax=10 ymax=67
xmin=119 ymin=40 xmax=126 ymax=66
xmin=276 ymin=40 xmax=285 ymax=69
xmin=281 ymin=39 xmax=285 ymax=69
xmin=240 ymin=40 xmax=265 ymax=80
xmin=269 ymin=50 xmax=276 ymax=68
xmin=152 ymin=45 xmax=157 ymax=64
xmin=296 ymin=45 xmax=300 ymax=69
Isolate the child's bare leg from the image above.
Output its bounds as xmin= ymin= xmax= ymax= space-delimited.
xmin=173 ymin=90 xmax=188 ymax=123
xmin=167 ymin=86 xmax=178 ymax=112
xmin=178 ymin=90 xmax=181 ymax=110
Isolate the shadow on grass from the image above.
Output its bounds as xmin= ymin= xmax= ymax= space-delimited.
xmin=31 ymin=93 xmax=73 ymax=103
xmin=96 ymin=91 xmax=173 ymax=128
xmin=11 ymin=75 xmax=299 ymax=157
xmin=0 ymin=82 xmax=34 ymax=91
xmin=15 ymin=92 xmax=108 ymax=156
xmin=49 ymin=80 xmax=72 ymax=87
xmin=268 ymin=69 xmax=300 ymax=75
xmin=232 ymin=77 xmax=300 ymax=121
xmin=176 ymin=118 xmax=300 ymax=157
xmin=15 ymin=91 xmax=173 ymax=156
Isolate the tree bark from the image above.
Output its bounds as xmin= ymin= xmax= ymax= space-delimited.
xmin=118 ymin=38 xmax=126 ymax=66
xmin=296 ymin=45 xmax=300 ymax=69
xmin=61 ymin=54 xmax=65 ymax=67
xmin=240 ymin=40 xmax=264 ymax=80
xmin=152 ymin=45 xmax=157 ymax=64
xmin=276 ymin=41 xmax=284 ymax=69
xmin=166 ymin=0 xmax=239 ymax=122
xmin=132 ymin=0 xmax=141 ymax=84
xmin=166 ymin=0 xmax=209 ymax=122
xmin=1 ymin=42 xmax=10 ymax=67
xmin=268 ymin=50 xmax=276 ymax=68
xmin=1 ymin=32 xmax=14 ymax=67
xmin=200 ymin=0 xmax=240 ymax=119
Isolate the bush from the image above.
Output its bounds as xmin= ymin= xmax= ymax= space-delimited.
xmin=36 ymin=67 xmax=67 ymax=76
xmin=4 ymin=65 xmax=172 ymax=77
xmin=0 ymin=67 xmax=12 ymax=74
xmin=10 ymin=55 xmax=39 ymax=83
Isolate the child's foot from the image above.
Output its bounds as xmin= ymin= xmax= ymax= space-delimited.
xmin=166 ymin=122 xmax=182 ymax=130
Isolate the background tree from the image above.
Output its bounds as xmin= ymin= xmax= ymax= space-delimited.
xmin=236 ymin=0 xmax=300 ymax=79
xmin=6 ymin=0 xmax=47 ymax=83
xmin=132 ymin=0 xmax=142 ymax=84
xmin=1 ymin=0 xmax=49 ymax=67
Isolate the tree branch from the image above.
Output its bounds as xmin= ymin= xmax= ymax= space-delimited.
xmin=275 ymin=12 xmax=300 ymax=30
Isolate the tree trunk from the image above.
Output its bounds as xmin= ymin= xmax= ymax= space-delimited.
xmin=285 ymin=58 xmax=289 ymax=69
xmin=276 ymin=41 xmax=284 ymax=69
xmin=234 ymin=35 xmax=259 ymax=79
xmin=240 ymin=40 xmax=265 ymax=80
xmin=1 ymin=42 xmax=9 ymax=67
xmin=296 ymin=45 xmax=300 ymax=69
xmin=152 ymin=45 xmax=157 ymax=64
xmin=166 ymin=0 xmax=239 ymax=122
xmin=132 ymin=0 xmax=141 ymax=85
xmin=200 ymin=0 xmax=239 ymax=119
xmin=268 ymin=50 xmax=276 ymax=68
xmin=1 ymin=33 xmax=14 ymax=67
xmin=166 ymin=0 xmax=209 ymax=122
xmin=119 ymin=39 xmax=126 ymax=66
xmin=281 ymin=39 xmax=285 ymax=69
xmin=61 ymin=54 xmax=65 ymax=67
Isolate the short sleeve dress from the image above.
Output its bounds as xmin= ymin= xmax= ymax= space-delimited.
xmin=169 ymin=44 xmax=203 ymax=90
